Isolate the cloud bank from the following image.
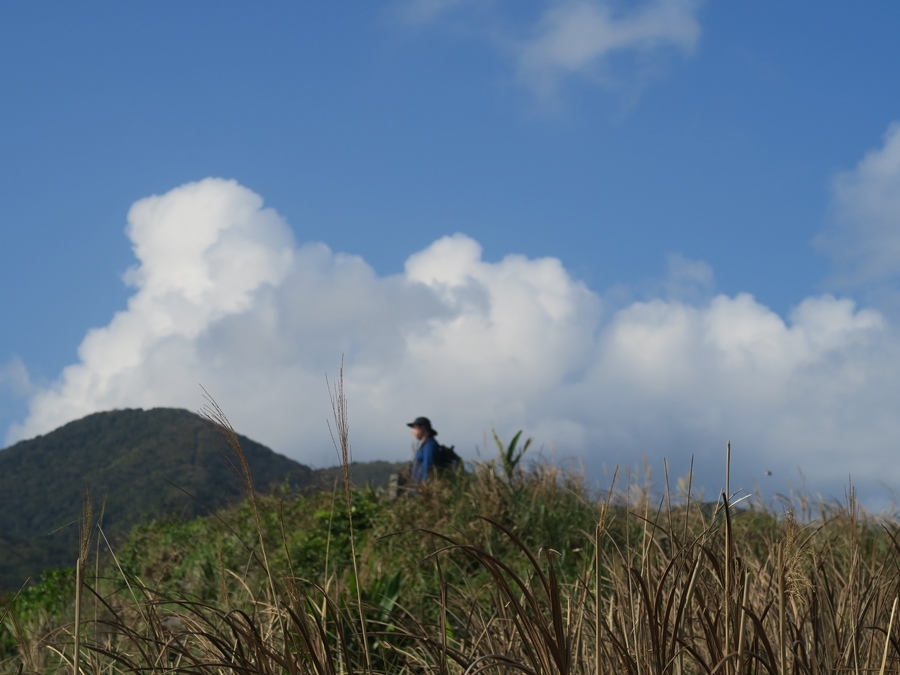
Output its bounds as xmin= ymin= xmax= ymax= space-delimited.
xmin=9 ymin=122 xmax=900 ymax=504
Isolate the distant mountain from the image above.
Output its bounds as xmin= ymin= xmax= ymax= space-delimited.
xmin=0 ymin=408 xmax=315 ymax=591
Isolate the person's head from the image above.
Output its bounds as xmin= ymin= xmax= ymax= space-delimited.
xmin=407 ymin=416 xmax=437 ymax=441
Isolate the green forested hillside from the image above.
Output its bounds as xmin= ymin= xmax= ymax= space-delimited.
xmin=0 ymin=408 xmax=315 ymax=590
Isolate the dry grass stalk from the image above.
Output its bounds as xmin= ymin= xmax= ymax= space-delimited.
xmin=73 ymin=488 xmax=92 ymax=675
xmin=327 ymin=361 xmax=373 ymax=673
xmin=199 ymin=389 xmax=280 ymax=607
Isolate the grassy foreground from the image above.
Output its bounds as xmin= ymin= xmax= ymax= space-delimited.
xmin=3 ymin=418 xmax=900 ymax=674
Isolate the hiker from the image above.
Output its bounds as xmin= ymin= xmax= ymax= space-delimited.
xmin=387 ymin=416 xmax=461 ymax=498
xmin=408 ymin=416 xmax=440 ymax=484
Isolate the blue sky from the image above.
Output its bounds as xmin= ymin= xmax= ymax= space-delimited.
xmin=2 ymin=1 xmax=900 ymax=506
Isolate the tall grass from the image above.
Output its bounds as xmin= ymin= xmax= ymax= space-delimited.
xmin=5 ymin=415 xmax=900 ymax=674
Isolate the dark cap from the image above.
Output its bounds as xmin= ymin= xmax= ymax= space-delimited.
xmin=407 ymin=416 xmax=438 ymax=435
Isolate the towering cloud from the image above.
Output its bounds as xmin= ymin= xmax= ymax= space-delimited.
xmin=8 ymin=124 xmax=900 ymax=503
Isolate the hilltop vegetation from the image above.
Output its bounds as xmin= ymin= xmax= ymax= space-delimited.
xmin=4 ymin=421 xmax=900 ymax=675
xmin=0 ymin=408 xmax=402 ymax=592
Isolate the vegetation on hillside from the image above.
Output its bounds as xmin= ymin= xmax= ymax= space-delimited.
xmin=3 ymin=411 xmax=900 ymax=675
xmin=0 ymin=408 xmax=403 ymax=592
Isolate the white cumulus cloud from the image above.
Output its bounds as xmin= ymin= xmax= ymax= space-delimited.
xmin=7 ymin=173 xmax=900 ymax=504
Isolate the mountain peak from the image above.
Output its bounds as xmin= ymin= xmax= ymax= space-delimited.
xmin=0 ymin=407 xmax=312 ymax=590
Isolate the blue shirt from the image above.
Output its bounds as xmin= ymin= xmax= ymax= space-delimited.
xmin=411 ymin=436 xmax=439 ymax=483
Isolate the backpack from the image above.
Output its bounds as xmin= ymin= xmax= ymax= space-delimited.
xmin=433 ymin=443 xmax=462 ymax=471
